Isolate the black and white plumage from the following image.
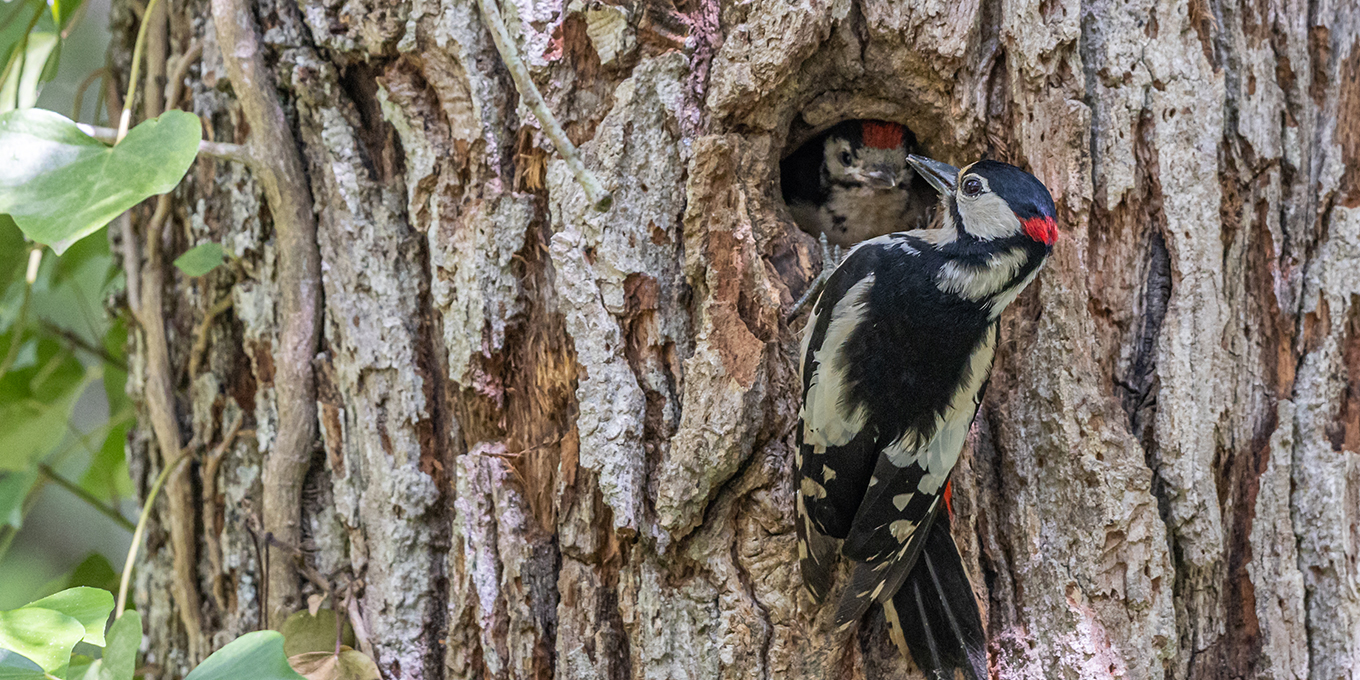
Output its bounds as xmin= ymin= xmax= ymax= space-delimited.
xmin=781 ymin=120 xmax=936 ymax=248
xmin=795 ymin=155 xmax=1058 ymax=679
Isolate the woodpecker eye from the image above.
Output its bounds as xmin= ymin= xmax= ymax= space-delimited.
xmin=961 ymin=177 xmax=983 ymax=196
xmin=838 ymin=150 xmax=852 ymax=166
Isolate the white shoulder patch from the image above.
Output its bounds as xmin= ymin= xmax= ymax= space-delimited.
xmin=800 ymin=274 xmax=876 ymax=453
xmin=915 ymin=326 xmax=997 ymax=494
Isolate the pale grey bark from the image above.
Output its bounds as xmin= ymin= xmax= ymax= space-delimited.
xmin=121 ymin=0 xmax=1360 ymax=678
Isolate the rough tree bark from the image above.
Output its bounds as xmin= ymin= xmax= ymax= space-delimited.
xmin=114 ymin=0 xmax=1359 ymax=677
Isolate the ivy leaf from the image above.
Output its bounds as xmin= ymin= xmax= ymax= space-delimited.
xmin=49 ymin=0 xmax=84 ymax=31
xmin=288 ymin=648 xmax=380 ymax=680
xmin=79 ymin=421 xmax=132 ymax=503
xmin=23 ymin=587 xmax=114 ymax=647
xmin=0 ymin=359 xmax=86 ymax=470
xmin=0 ymin=1 xmax=49 ymax=80
xmin=0 ymin=216 xmax=24 ymax=288
xmin=0 ymin=108 xmax=201 ymax=253
xmin=185 ymin=632 xmax=306 ymax=680
xmin=279 ymin=610 xmax=354 ymax=657
xmin=62 ymin=554 xmax=120 ymax=594
xmin=94 ymin=611 xmax=140 ymax=680
xmin=0 ymin=31 xmax=58 ymax=112
xmin=173 ymin=243 xmax=225 ymax=277
xmin=0 ymin=649 xmax=46 ymax=680
xmin=0 ymin=471 xmax=37 ymax=529
xmin=0 ymin=607 xmax=84 ymax=674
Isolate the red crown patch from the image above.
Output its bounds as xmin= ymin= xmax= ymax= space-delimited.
xmin=862 ymin=121 xmax=905 ymax=150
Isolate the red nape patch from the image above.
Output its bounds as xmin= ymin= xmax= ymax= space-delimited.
xmin=862 ymin=121 xmax=905 ymax=150
xmin=1022 ymin=215 xmax=1059 ymax=245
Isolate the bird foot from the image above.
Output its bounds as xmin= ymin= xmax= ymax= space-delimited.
xmin=785 ymin=233 xmax=842 ymax=323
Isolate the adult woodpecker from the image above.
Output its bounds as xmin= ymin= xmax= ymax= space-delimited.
xmin=795 ymin=155 xmax=1058 ymax=679
xmin=781 ymin=120 xmax=935 ymax=248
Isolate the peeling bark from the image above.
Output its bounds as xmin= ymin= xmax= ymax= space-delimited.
xmin=120 ymin=0 xmax=1360 ymax=677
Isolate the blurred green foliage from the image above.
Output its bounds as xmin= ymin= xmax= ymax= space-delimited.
xmin=0 ymin=0 xmax=132 ymax=611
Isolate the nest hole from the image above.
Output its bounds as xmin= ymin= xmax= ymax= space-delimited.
xmin=778 ymin=117 xmax=942 ymax=249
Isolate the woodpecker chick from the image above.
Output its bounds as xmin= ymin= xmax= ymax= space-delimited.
xmin=781 ymin=120 xmax=934 ymax=248
xmin=795 ymin=155 xmax=1058 ymax=679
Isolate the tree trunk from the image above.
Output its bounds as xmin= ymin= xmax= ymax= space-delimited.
xmin=119 ymin=0 xmax=1360 ymax=677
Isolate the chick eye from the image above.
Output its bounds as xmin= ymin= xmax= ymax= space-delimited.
xmin=838 ymin=151 xmax=852 ymax=165
xmin=961 ymin=177 xmax=984 ymax=196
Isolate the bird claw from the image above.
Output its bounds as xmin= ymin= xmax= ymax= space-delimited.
xmin=785 ymin=233 xmax=843 ymax=323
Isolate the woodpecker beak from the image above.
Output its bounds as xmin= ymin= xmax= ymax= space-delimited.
xmin=861 ymin=167 xmax=898 ymax=189
xmin=907 ymin=155 xmax=959 ymax=195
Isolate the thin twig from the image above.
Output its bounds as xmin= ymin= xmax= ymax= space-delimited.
xmin=73 ymin=68 xmax=112 ymax=122
xmin=163 ymin=40 xmax=203 ymax=113
xmin=37 ymin=464 xmax=136 ymax=532
xmin=38 ymin=321 xmax=128 ymax=370
xmin=115 ymin=0 xmax=165 ymax=142
xmin=476 ymin=0 xmax=611 ymax=211
xmin=116 ymin=449 xmax=190 ymax=616
xmin=76 ymin=124 xmax=255 ymax=166
xmin=203 ymin=411 xmax=244 ymax=612
xmin=188 ymin=296 xmax=234 ymax=378
xmin=346 ymin=589 xmax=375 ymax=659
xmin=212 ymin=0 xmax=323 ymax=628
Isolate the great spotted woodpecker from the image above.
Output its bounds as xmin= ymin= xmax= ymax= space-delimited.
xmin=795 ymin=155 xmax=1058 ymax=679
xmin=781 ymin=120 xmax=935 ymax=248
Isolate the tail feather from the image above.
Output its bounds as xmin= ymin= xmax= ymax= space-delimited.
xmin=885 ymin=519 xmax=987 ymax=679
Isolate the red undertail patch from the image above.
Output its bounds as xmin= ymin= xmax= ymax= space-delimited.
xmin=1022 ymin=215 xmax=1059 ymax=245
xmin=862 ymin=121 xmax=905 ymax=150
xmin=943 ymin=480 xmax=954 ymax=522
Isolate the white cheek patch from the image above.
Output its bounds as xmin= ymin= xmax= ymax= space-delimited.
xmin=936 ymin=247 xmax=1027 ymax=301
xmin=800 ymin=275 xmax=876 ymax=453
xmin=958 ymin=193 xmax=1024 ymax=240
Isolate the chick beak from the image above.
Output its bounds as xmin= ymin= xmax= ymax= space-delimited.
xmin=861 ymin=167 xmax=898 ymax=189
xmin=906 ymin=155 xmax=959 ymax=195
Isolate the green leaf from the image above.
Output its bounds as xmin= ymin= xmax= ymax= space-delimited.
xmin=0 ymin=1 xmax=47 ymax=79
xmin=0 ymin=649 xmax=46 ymax=680
xmin=280 ymin=610 xmax=354 ymax=657
xmin=62 ymin=554 xmax=120 ymax=594
xmin=0 ymin=216 xmax=24 ymax=289
xmin=97 ymin=611 xmax=139 ymax=680
xmin=0 ymin=360 xmax=86 ymax=470
xmin=173 ymin=242 xmax=225 ymax=277
xmin=185 ymin=632 xmax=306 ymax=680
xmin=0 ymin=32 xmax=58 ymax=113
xmin=22 ymin=587 xmax=113 ymax=647
xmin=65 ymin=654 xmax=96 ymax=680
xmin=29 ymin=234 xmax=116 ymax=354
xmin=0 ymin=606 xmax=84 ymax=674
xmin=101 ymin=316 xmax=127 ymax=409
xmin=0 ymin=471 xmax=37 ymax=529
xmin=0 ymin=109 xmax=202 ymax=253
xmin=79 ymin=422 xmax=131 ymax=503
xmin=50 ymin=0 xmax=84 ymax=31
xmin=288 ymin=649 xmax=380 ymax=680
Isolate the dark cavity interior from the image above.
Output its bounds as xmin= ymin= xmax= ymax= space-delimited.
xmin=779 ymin=119 xmax=941 ymax=248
